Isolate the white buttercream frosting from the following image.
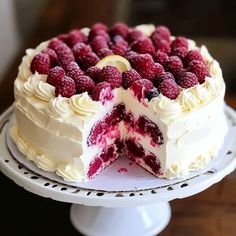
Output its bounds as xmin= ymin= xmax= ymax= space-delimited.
xmin=49 ymin=96 xmax=74 ymax=118
xmin=23 ymin=74 xmax=42 ymax=96
xmin=149 ymin=95 xmax=182 ymax=122
xmin=69 ymin=93 xmax=101 ymax=120
xmin=35 ymin=154 xmax=57 ymax=172
xmin=135 ymin=24 xmax=155 ymax=36
xmin=80 ymin=27 xmax=90 ymax=36
xmin=11 ymin=124 xmax=56 ymax=172
xmin=57 ymin=158 xmax=85 ymax=181
xmin=35 ymin=80 xmax=55 ymax=101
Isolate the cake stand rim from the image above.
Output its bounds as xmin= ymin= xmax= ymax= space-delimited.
xmin=0 ymin=105 xmax=236 ymax=207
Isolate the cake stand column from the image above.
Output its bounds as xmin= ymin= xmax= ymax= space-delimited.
xmin=70 ymin=202 xmax=171 ymax=236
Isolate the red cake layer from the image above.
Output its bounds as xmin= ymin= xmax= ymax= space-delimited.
xmin=124 ymin=138 xmax=163 ymax=176
xmin=86 ymin=103 xmax=164 ymax=178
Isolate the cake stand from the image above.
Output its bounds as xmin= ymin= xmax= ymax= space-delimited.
xmin=1 ymin=106 xmax=236 ymax=236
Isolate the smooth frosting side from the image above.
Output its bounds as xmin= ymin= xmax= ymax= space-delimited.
xmin=11 ymin=124 xmax=57 ymax=172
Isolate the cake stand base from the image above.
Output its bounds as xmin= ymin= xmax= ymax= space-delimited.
xmin=70 ymin=202 xmax=171 ymax=236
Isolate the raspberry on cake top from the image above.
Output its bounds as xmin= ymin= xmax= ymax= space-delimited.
xmin=12 ymin=22 xmax=227 ymax=182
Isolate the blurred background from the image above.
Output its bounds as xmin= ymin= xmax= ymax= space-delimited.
xmin=1 ymin=0 xmax=236 ymax=236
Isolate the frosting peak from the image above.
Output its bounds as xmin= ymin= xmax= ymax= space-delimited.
xmin=49 ymin=96 xmax=74 ymax=118
xmin=69 ymin=93 xmax=102 ymax=120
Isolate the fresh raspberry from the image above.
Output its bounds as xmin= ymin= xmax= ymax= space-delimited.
xmin=171 ymin=46 xmax=188 ymax=59
xmin=47 ymin=66 xmax=66 ymax=86
xmin=153 ymin=72 xmax=174 ymax=88
xmin=184 ymin=50 xmax=204 ymax=66
xmin=188 ymin=60 xmax=210 ymax=84
xmin=131 ymin=79 xmax=154 ymax=100
xmin=86 ymin=66 xmax=101 ymax=82
xmin=146 ymin=88 xmax=159 ymax=101
xmin=165 ymin=56 xmax=183 ymax=75
xmin=91 ymin=22 xmax=108 ymax=32
xmin=109 ymin=22 xmax=129 ymax=39
xmin=155 ymin=63 xmax=165 ymax=77
xmin=131 ymin=37 xmax=155 ymax=55
xmin=122 ymin=69 xmax=141 ymax=89
xmin=127 ymin=29 xmax=143 ymax=43
xmin=74 ymin=75 xmax=95 ymax=94
xmin=42 ymin=48 xmax=58 ymax=66
xmin=158 ymin=78 xmax=179 ymax=99
xmin=152 ymin=37 xmax=170 ymax=54
xmin=65 ymin=29 xmax=87 ymax=47
xmin=130 ymin=54 xmax=157 ymax=80
xmin=54 ymin=43 xmax=75 ymax=68
xmin=55 ymin=76 xmax=76 ymax=98
xmin=176 ymin=71 xmax=198 ymax=88
xmin=110 ymin=41 xmax=128 ymax=56
xmin=30 ymin=53 xmax=51 ymax=74
xmin=65 ymin=62 xmax=84 ymax=80
xmin=88 ymin=29 xmax=110 ymax=42
xmin=97 ymin=48 xmax=114 ymax=58
xmin=153 ymin=51 xmax=169 ymax=65
xmin=90 ymin=36 xmax=108 ymax=53
xmin=72 ymin=42 xmax=92 ymax=60
xmin=78 ymin=52 xmax=99 ymax=70
xmin=171 ymin=36 xmax=188 ymax=49
xmin=152 ymin=26 xmax=171 ymax=42
xmin=99 ymin=66 xmax=122 ymax=88
xmin=91 ymin=82 xmax=112 ymax=102
xmin=48 ymin=38 xmax=63 ymax=50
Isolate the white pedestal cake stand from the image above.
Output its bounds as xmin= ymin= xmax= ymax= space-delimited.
xmin=1 ymin=106 xmax=236 ymax=236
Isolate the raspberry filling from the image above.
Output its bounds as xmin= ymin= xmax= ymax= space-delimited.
xmin=87 ymin=104 xmax=164 ymax=178
xmin=88 ymin=144 xmax=118 ymax=178
xmin=87 ymin=104 xmax=125 ymax=146
xmin=136 ymin=115 xmax=164 ymax=146
xmin=124 ymin=138 xmax=162 ymax=176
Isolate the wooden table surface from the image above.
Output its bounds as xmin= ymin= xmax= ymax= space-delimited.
xmin=1 ymin=1 xmax=236 ymax=235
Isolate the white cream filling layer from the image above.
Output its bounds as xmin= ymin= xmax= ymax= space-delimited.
xmin=11 ymin=27 xmax=228 ymax=181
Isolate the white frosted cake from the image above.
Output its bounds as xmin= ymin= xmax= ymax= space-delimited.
xmin=11 ymin=23 xmax=228 ymax=182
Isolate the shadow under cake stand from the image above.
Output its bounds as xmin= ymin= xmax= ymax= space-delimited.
xmin=0 ymin=106 xmax=236 ymax=236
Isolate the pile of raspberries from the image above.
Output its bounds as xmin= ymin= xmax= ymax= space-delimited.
xmin=30 ymin=22 xmax=210 ymax=101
